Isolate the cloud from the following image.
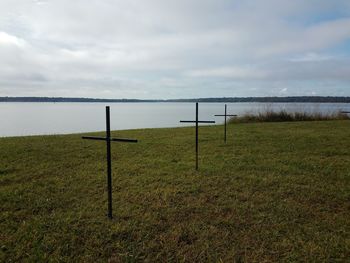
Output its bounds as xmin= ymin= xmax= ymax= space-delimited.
xmin=187 ymin=57 xmax=350 ymax=82
xmin=288 ymin=53 xmax=332 ymax=62
xmin=187 ymin=67 xmax=267 ymax=79
xmin=0 ymin=0 xmax=350 ymax=98
xmin=257 ymin=18 xmax=350 ymax=56
xmin=0 ymin=31 xmax=27 ymax=47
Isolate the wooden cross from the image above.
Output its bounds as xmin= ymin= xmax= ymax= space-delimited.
xmin=82 ymin=106 xmax=137 ymax=219
xmin=214 ymin=104 xmax=237 ymax=143
xmin=180 ymin=102 xmax=215 ymax=170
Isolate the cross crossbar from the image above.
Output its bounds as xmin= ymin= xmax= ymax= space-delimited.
xmin=179 ymin=102 xmax=215 ymax=170
xmin=214 ymin=104 xmax=237 ymax=143
xmin=214 ymin=114 xmax=237 ymax=117
xmin=82 ymin=106 xmax=137 ymax=219
xmin=341 ymin=111 xmax=350 ymax=114
xmin=82 ymin=136 xmax=106 ymax=141
xmin=82 ymin=136 xmax=137 ymax=143
xmin=180 ymin=120 xmax=215 ymax=123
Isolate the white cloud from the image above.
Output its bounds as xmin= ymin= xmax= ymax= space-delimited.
xmin=288 ymin=53 xmax=332 ymax=62
xmin=0 ymin=31 xmax=27 ymax=47
xmin=0 ymin=0 xmax=349 ymax=98
xmin=187 ymin=67 xmax=267 ymax=79
xmin=257 ymin=18 xmax=350 ymax=56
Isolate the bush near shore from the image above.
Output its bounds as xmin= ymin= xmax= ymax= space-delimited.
xmin=229 ymin=110 xmax=350 ymax=123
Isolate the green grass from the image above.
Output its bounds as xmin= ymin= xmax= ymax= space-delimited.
xmin=1 ymin=121 xmax=349 ymax=262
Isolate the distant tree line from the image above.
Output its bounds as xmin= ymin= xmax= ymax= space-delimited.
xmin=0 ymin=97 xmax=149 ymax=102
xmin=0 ymin=96 xmax=350 ymax=103
xmin=169 ymin=96 xmax=350 ymax=103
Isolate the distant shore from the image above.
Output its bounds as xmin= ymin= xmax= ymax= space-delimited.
xmin=1 ymin=96 xmax=350 ymax=103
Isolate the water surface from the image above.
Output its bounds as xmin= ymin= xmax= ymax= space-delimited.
xmin=0 ymin=102 xmax=349 ymax=137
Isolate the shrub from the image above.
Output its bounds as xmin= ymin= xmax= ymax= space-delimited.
xmin=228 ymin=110 xmax=350 ymax=123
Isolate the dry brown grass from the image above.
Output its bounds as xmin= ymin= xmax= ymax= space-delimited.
xmin=229 ymin=110 xmax=350 ymax=123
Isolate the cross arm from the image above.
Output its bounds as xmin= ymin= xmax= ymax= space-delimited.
xmin=341 ymin=111 xmax=350 ymax=114
xmin=180 ymin=120 xmax=215 ymax=123
xmin=82 ymin=136 xmax=106 ymax=141
xmin=82 ymin=136 xmax=137 ymax=143
xmin=110 ymin=138 xmax=138 ymax=143
xmin=214 ymin=114 xmax=237 ymax=116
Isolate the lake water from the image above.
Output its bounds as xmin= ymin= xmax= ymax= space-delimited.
xmin=0 ymin=102 xmax=349 ymax=137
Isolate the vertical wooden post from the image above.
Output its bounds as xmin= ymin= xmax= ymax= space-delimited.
xmin=106 ymin=106 xmax=113 ymax=219
xmin=214 ymin=105 xmax=237 ymax=143
xmin=224 ymin=104 xmax=227 ymax=143
xmin=180 ymin=103 xmax=215 ymax=170
xmin=82 ymin=106 xmax=138 ymax=219
xmin=195 ymin=102 xmax=198 ymax=171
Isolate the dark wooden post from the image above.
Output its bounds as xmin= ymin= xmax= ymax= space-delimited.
xmin=105 ymin=107 xmax=113 ymax=219
xmin=224 ymin=104 xmax=227 ymax=142
xmin=195 ymin=103 xmax=198 ymax=170
xmin=180 ymin=102 xmax=215 ymax=170
xmin=214 ymin=104 xmax=237 ymax=143
xmin=82 ymin=106 xmax=138 ymax=219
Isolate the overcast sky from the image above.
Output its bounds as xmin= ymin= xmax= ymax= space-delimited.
xmin=0 ymin=0 xmax=350 ymax=99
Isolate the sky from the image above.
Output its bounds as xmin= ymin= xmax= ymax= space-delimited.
xmin=0 ymin=0 xmax=350 ymax=99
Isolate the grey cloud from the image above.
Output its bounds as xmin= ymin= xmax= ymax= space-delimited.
xmin=0 ymin=0 xmax=350 ymax=98
xmin=187 ymin=58 xmax=350 ymax=82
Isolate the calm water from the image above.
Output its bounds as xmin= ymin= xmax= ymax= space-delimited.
xmin=0 ymin=102 xmax=349 ymax=137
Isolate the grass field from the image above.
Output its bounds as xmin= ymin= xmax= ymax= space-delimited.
xmin=1 ymin=121 xmax=349 ymax=262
